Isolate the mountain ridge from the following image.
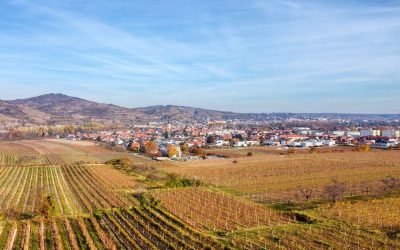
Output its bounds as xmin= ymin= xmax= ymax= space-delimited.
xmin=0 ymin=93 xmax=239 ymax=126
xmin=1 ymin=93 xmax=400 ymax=126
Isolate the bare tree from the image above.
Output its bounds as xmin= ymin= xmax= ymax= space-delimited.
xmin=299 ymin=188 xmax=313 ymax=201
xmin=360 ymin=181 xmax=372 ymax=196
xmin=324 ymin=179 xmax=346 ymax=205
xmin=381 ymin=175 xmax=399 ymax=190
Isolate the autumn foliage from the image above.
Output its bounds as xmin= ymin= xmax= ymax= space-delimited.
xmin=145 ymin=141 xmax=159 ymax=156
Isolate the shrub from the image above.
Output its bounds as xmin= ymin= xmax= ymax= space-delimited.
xmin=105 ymin=157 xmax=132 ymax=167
xmin=180 ymin=143 xmax=189 ymax=154
xmin=165 ymin=173 xmax=201 ymax=188
xmin=287 ymin=148 xmax=295 ymax=154
xmin=357 ymin=144 xmax=370 ymax=152
xmin=167 ymin=144 xmax=179 ymax=158
xmin=190 ymin=146 xmax=205 ymax=156
xmin=292 ymin=211 xmax=318 ymax=224
xmin=145 ymin=141 xmax=159 ymax=156
xmin=324 ymin=179 xmax=346 ymax=204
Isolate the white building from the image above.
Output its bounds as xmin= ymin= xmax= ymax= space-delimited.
xmin=345 ymin=131 xmax=361 ymax=136
xmin=312 ymin=141 xmax=323 ymax=147
xmin=360 ymin=129 xmax=381 ymax=137
xmin=300 ymin=141 xmax=314 ymax=147
xmin=246 ymin=140 xmax=260 ymax=146
xmin=312 ymin=131 xmax=324 ymax=136
xmin=214 ymin=140 xmax=230 ymax=147
xmin=382 ymin=130 xmax=400 ymax=138
xmin=233 ymin=141 xmax=247 ymax=147
xmin=322 ymin=140 xmax=336 ymax=146
xmin=331 ymin=131 xmax=346 ymax=136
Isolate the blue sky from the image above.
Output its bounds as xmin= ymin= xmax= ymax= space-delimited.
xmin=0 ymin=0 xmax=399 ymax=113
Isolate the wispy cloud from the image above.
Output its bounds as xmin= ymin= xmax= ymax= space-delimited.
xmin=0 ymin=0 xmax=399 ymax=113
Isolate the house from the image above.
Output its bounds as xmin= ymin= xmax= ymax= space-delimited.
xmin=360 ymin=129 xmax=381 ymax=137
xmin=246 ymin=140 xmax=260 ymax=146
xmin=331 ymin=131 xmax=346 ymax=136
xmin=300 ymin=141 xmax=314 ymax=147
xmin=382 ymin=129 xmax=400 ymax=138
xmin=345 ymin=131 xmax=361 ymax=137
xmin=67 ymin=134 xmax=76 ymax=140
xmin=371 ymin=142 xmax=395 ymax=149
xmin=322 ymin=140 xmax=336 ymax=146
xmin=233 ymin=141 xmax=247 ymax=147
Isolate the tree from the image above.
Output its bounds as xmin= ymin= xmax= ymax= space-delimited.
xmin=180 ymin=143 xmax=189 ymax=154
xmin=37 ymin=127 xmax=46 ymax=137
xmin=63 ymin=125 xmax=76 ymax=135
xmin=129 ymin=142 xmax=141 ymax=152
xmin=7 ymin=129 xmax=21 ymax=140
xmin=35 ymin=188 xmax=53 ymax=218
xmin=300 ymin=188 xmax=313 ymax=201
xmin=167 ymin=145 xmax=179 ymax=158
xmin=145 ymin=141 xmax=159 ymax=156
xmin=206 ymin=136 xmax=216 ymax=144
xmin=287 ymin=148 xmax=295 ymax=155
xmin=357 ymin=144 xmax=370 ymax=152
xmin=381 ymin=175 xmax=399 ymax=190
xmin=48 ymin=126 xmax=55 ymax=137
xmin=360 ymin=181 xmax=372 ymax=195
xmin=190 ymin=145 xmax=204 ymax=156
xmin=324 ymin=179 xmax=346 ymax=205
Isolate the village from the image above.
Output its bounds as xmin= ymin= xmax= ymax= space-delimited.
xmin=61 ymin=120 xmax=400 ymax=160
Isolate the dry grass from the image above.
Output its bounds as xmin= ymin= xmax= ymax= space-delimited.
xmin=0 ymin=139 xmax=144 ymax=164
xmin=152 ymin=187 xmax=291 ymax=231
xmin=319 ymin=197 xmax=400 ymax=230
xmin=163 ymin=150 xmax=400 ymax=202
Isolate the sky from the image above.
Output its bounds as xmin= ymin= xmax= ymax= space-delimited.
xmin=0 ymin=0 xmax=399 ymax=113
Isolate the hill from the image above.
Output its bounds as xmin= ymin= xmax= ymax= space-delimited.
xmin=1 ymin=93 xmax=399 ymax=127
xmin=0 ymin=93 xmax=239 ymax=126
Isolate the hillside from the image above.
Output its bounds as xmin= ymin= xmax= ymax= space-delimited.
xmin=0 ymin=93 xmax=238 ymax=126
xmin=1 ymin=93 xmax=399 ymax=127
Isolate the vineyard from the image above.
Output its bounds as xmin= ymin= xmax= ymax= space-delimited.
xmin=165 ymin=150 xmax=400 ymax=202
xmin=153 ymin=187 xmax=292 ymax=231
xmin=0 ymin=142 xmax=67 ymax=166
xmin=319 ymin=197 xmax=400 ymax=231
xmin=227 ymin=219 xmax=400 ymax=249
xmin=0 ymin=140 xmax=400 ymax=249
xmin=0 ymin=164 xmax=139 ymax=217
xmin=0 ymin=140 xmax=233 ymax=249
xmin=0 ymin=205 xmax=224 ymax=250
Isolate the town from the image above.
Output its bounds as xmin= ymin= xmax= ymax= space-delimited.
xmin=57 ymin=120 xmax=400 ymax=160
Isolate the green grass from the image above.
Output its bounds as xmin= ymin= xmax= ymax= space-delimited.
xmin=29 ymin=221 xmax=39 ymax=250
xmin=69 ymin=219 xmax=89 ymax=250
xmin=56 ymin=218 xmax=72 ymax=250
xmin=0 ymin=221 xmax=11 ymax=249
xmin=83 ymin=217 xmax=104 ymax=250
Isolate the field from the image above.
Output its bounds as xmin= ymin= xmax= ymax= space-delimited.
xmin=0 ymin=140 xmax=399 ymax=249
xmin=165 ymin=150 xmax=400 ymax=202
xmin=0 ymin=205 xmax=223 ymax=250
xmin=0 ymin=140 xmax=226 ymax=249
xmin=318 ymin=196 xmax=400 ymax=231
xmin=152 ymin=187 xmax=292 ymax=231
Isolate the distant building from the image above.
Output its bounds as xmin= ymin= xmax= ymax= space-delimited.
xmin=371 ymin=141 xmax=396 ymax=149
xmin=360 ymin=129 xmax=381 ymax=137
xmin=382 ymin=129 xmax=400 ymax=138
xmin=322 ymin=140 xmax=336 ymax=146
xmin=312 ymin=131 xmax=324 ymax=136
xmin=331 ymin=131 xmax=345 ymax=136
xmin=345 ymin=131 xmax=361 ymax=137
